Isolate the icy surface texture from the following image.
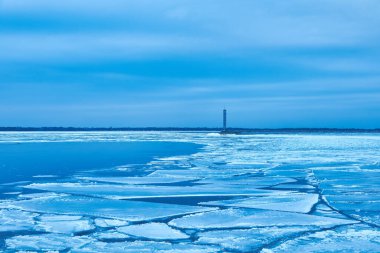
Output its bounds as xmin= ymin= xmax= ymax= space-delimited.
xmin=169 ymin=208 xmax=356 ymax=229
xmin=262 ymin=224 xmax=380 ymax=253
xmin=201 ymin=192 xmax=319 ymax=213
xmin=117 ymin=222 xmax=189 ymax=240
xmin=9 ymin=195 xmax=215 ymax=221
xmin=0 ymin=131 xmax=379 ymax=252
xmin=0 ymin=209 xmax=38 ymax=232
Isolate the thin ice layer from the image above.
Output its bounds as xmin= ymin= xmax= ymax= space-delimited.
xmin=169 ymin=208 xmax=356 ymax=229
xmin=77 ymin=176 xmax=195 ymax=185
xmin=198 ymin=177 xmax=296 ymax=188
xmin=201 ymin=193 xmax=319 ymax=213
xmin=24 ymin=182 xmax=278 ymax=199
xmin=9 ymin=195 xmax=216 ymax=221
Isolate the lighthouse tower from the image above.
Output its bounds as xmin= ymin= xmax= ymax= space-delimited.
xmin=223 ymin=109 xmax=227 ymax=132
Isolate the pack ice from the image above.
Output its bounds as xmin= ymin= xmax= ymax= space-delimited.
xmin=0 ymin=131 xmax=379 ymax=253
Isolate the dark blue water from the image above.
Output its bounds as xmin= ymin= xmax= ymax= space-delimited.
xmin=0 ymin=141 xmax=201 ymax=184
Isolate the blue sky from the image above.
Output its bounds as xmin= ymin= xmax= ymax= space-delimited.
xmin=1 ymin=0 xmax=380 ymax=128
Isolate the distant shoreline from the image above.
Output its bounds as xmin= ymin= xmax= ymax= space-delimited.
xmin=0 ymin=127 xmax=380 ymax=133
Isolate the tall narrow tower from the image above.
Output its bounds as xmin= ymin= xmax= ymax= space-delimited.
xmin=223 ymin=109 xmax=227 ymax=131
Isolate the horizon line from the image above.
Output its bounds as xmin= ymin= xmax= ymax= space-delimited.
xmin=1 ymin=127 xmax=380 ymax=133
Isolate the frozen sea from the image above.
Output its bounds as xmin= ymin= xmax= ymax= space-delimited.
xmin=0 ymin=131 xmax=379 ymax=252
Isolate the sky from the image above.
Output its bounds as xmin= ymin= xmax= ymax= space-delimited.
xmin=1 ymin=0 xmax=380 ymax=128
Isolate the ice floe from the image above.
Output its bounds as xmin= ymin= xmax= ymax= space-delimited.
xmin=169 ymin=208 xmax=357 ymax=229
xmin=9 ymin=195 xmax=216 ymax=221
xmin=201 ymin=192 xmax=319 ymax=213
xmin=77 ymin=176 xmax=195 ymax=185
xmin=1 ymin=131 xmax=379 ymax=252
xmin=6 ymin=234 xmax=93 ymax=251
xmin=23 ymin=182 xmax=278 ymax=199
xmin=94 ymin=218 xmax=129 ymax=228
xmin=262 ymin=224 xmax=380 ymax=253
xmin=72 ymin=241 xmax=220 ymax=253
xmin=36 ymin=214 xmax=94 ymax=234
xmin=117 ymin=222 xmax=189 ymax=240
xmin=0 ymin=209 xmax=38 ymax=232
xmin=95 ymin=230 xmax=130 ymax=240
xmin=196 ymin=226 xmax=319 ymax=252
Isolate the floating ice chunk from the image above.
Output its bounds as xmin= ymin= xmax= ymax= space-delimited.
xmin=262 ymin=224 xmax=380 ymax=253
xmin=77 ymin=176 xmax=195 ymax=185
xmin=0 ymin=209 xmax=37 ymax=232
xmin=312 ymin=204 xmax=348 ymax=219
xmin=24 ymin=182 xmax=277 ymax=199
xmin=33 ymin=175 xmax=57 ymax=178
xmin=11 ymin=195 xmax=216 ymax=222
xmin=94 ymin=218 xmax=129 ymax=228
xmin=197 ymin=226 xmax=318 ymax=252
xmin=117 ymin=222 xmax=188 ymax=240
xmin=2 ymin=191 xmax=21 ymax=195
xmin=37 ymin=214 xmax=94 ymax=234
xmin=198 ymin=177 xmax=297 ymax=188
xmin=169 ymin=208 xmax=356 ymax=229
xmin=201 ymin=193 xmax=319 ymax=213
xmin=73 ymin=241 xmax=219 ymax=253
xmin=18 ymin=192 xmax=67 ymax=200
xmin=6 ymin=234 xmax=93 ymax=251
xmin=159 ymin=243 xmax=220 ymax=253
xmin=147 ymin=168 xmax=257 ymax=180
xmin=95 ymin=230 xmax=130 ymax=240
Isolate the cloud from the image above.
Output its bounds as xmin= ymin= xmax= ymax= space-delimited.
xmin=1 ymin=0 xmax=380 ymax=127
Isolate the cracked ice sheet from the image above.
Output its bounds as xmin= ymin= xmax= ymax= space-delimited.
xmin=0 ymin=209 xmax=38 ymax=232
xmin=95 ymin=230 xmax=130 ymax=240
xmin=201 ymin=192 xmax=319 ymax=213
xmin=23 ymin=182 xmax=278 ymax=199
xmin=197 ymin=177 xmax=297 ymax=187
xmin=196 ymin=226 xmax=320 ymax=252
xmin=147 ymin=168 xmax=267 ymax=180
xmin=37 ymin=214 xmax=94 ymax=234
xmin=94 ymin=218 xmax=129 ymax=228
xmin=117 ymin=222 xmax=188 ymax=240
xmin=169 ymin=208 xmax=357 ymax=229
xmin=77 ymin=176 xmax=197 ymax=185
xmin=6 ymin=234 xmax=93 ymax=251
xmin=72 ymin=241 xmax=220 ymax=253
xmin=262 ymin=224 xmax=380 ymax=253
xmin=8 ymin=195 xmax=216 ymax=222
